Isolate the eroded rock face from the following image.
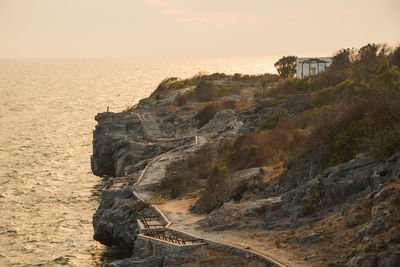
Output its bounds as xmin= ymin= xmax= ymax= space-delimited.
xmin=92 ymin=187 xmax=140 ymax=250
xmin=91 ymin=88 xmax=400 ymax=266
xmin=199 ymin=109 xmax=247 ymax=138
xmin=91 ymin=112 xmax=142 ymax=176
xmin=91 ymin=111 xmax=196 ymax=177
xmin=197 ymin=151 xmax=400 ymax=236
xmin=272 ymin=152 xmax=400 ymax=220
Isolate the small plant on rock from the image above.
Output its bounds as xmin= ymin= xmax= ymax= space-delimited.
xmin=302 ymin=203 xmax=315 ymax=216
xmin=259 ymin=110 xmax=286 ymax=131
xmin=150 ymin=193 xmax=167 ymax=204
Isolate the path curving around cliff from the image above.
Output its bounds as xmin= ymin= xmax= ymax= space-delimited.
xmin=130 ymin=134 xmax=298 ymax=267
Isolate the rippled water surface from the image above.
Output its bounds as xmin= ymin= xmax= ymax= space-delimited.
xmin=0 ymin=57 xmax=277 ymax=266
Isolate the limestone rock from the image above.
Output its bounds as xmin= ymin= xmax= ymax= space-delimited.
xmin=92 ymin=187 xmax=141 ymax=251
xmin=199 ymin=109 xmax=247 ymax=138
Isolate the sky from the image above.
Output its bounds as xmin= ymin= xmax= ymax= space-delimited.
xmin=0 ymin=0 xmax=399 ymax=58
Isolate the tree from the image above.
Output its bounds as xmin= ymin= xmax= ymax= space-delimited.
xmin=354 ymin=43 xmax=386 ymax=80
xmin=274 ymin=56 xmax=297 ymax=78
xmin=331 ymin=48 xmax=353 ymax=70
xmin=390 ymin=45 xmax=400 ymax=67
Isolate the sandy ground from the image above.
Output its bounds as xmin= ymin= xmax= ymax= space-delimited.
xmin=155 ymin=198 xmax=323 ymax=267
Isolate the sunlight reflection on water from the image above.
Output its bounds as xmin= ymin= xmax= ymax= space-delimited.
xmin=0 ymin=56 xmax=277 ymax=266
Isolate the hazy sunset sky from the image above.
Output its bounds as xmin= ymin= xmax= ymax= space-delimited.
xmin=0 ymin=0 xmax=399 ymax=58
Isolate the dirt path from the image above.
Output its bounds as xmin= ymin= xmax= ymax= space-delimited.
xmin=156 ymin=198 xmax=324 ymax=267
xmin=132 ymin=134 xmax=318 ymax=267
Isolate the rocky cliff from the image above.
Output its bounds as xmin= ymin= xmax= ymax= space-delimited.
xmin=91 ymin=71 xmax=400 ymax=266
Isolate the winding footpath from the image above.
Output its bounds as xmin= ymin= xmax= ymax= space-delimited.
xmin=130 ymin=130 xmax=288 ymax=267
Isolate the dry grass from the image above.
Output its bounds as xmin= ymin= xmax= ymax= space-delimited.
xmin=158 ymin=44 xmax=400 ymax=214
xmin=160 ymin=144 xmax=216 ymax=198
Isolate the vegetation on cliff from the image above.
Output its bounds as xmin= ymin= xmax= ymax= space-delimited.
xmin=159 ymin=43 xmax=400 ymax=213
xmin=93 ymin=42 xmax=400 ymax=267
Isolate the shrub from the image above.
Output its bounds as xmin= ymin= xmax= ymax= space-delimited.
xmin=306 ymin=79 xmax=355 ymax=109
xmin=302 ymin=203 xmax=315 ymax=216
xmin=328 ymin=120 xmax=387 ymax=166
xmin=195 ymin=166 xmax=233 ymax=213
xmin=184 ymin=72 xmax=229 ymax=85
xmin=160 ymin=174 xmax=186 ymax=199
xmin=330 ymin=48 xmax=353 ymax=71
xmin=370 ymin=130 xmax=400 ymax=162
xmin=223 ymin=121 xmax=304 ymax=171
xmin=194 ymin=104 xmax=219 ymax=128
xmin=216 ymin=85 xmax=232 ymax=97
xmin=134 ymin=201 xmax=151 ymax=213
xmin=160 ymin=144 xmax=215 ymax=198
xmin=353 ymin=43 xmax=387 ymax=81
xmin=219 ymin=165 xmax=229 ymax=175
xmin=194 ymin=100 xmax=236 ymax=128
xmin=150 ymin=193 xmax=167 ymax=204
xmin=390 ymin=45 xmax=400 ymax=67
xmin=151 ymin=77 xmax=185 ymax=98
xmin=370 ymin=61 xmax=400 ymax=94
xmin=309 ymin=70 xmax=348 ymax=93
xmin=254 ymin=99 xmax=279 ymax=113
xmin=267 ymin=78 xmax=310 ymax=97
xmin=193 ymin=81 xmax=216 ymax=102
xmin=232 ymin=180 xmax=249 ymax=201
xmin=259 ymin=110 xmax=286 ymax=131
xmin=122 ymin=104 xmax=137 ymax=112
xmin=288 ymin=101 xmax=298 ymax=108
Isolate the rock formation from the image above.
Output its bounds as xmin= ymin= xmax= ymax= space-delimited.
xmin=91 ymin=73 xmax=400 ymax=266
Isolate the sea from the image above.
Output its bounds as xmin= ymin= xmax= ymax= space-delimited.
xmin=0 ymin=57 xmax=277 ymax=266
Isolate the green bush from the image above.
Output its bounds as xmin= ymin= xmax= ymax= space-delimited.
xmin=219 ymin=166 xmax=229 ymax=175
xmin=288 ymin=101 xmax=298 ymax=108
xmin=267 ymin=78 xmax=310 ymax=97
xmin=328 ymin=121 xmax=386 ymax=166
xmin=216 ymin=85 xmax=232 ymax=97
xmin=254 ymin=99 xmax=279 ymax=113
xmin=390 ymin=45 xmax=400 ymax=67
xmin=151 ymin=77 xmax=185 ymax=98
xmin=259 ymin=110 xmax=286 ymax=131
xmin=370 ymin=130 xmax=400 ymax=162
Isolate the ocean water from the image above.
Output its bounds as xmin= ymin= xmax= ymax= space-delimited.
xmin=0 ymin=57 xmax=277 ymax=266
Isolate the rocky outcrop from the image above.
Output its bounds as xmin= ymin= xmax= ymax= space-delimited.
xmin=91 ymin=82 xmax=400 ymax=266
xmin=199 ymin=109 xmax=247 ymax=138
xmin=93 ymin=187 xmax=152 ymax=251
xmin=91 ymin=112 xmax=141 ymax=176
xmin=196 ymin=151 xmax=400 ymax=235
xmin=91 ymin=99 xmax=253 ymax=265
xmin=91 ymin=112 xmax=197 ymax=177
xmin=242 ymin=93 xmax=310 ymax=131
